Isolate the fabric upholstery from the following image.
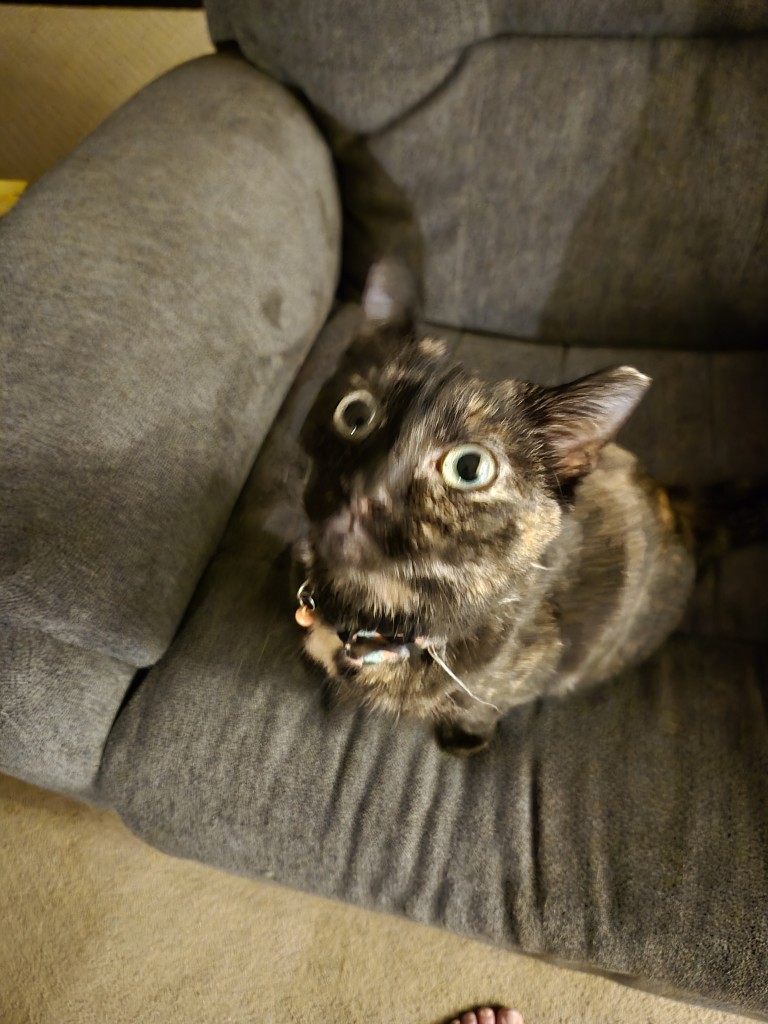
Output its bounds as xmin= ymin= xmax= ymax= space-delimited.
xmin=0 ymin=52 xmax=340 ymax=668
xmin=103 ymin=638 xmax=768 ymax=1017
xmin=207 ymin=0 xmax=768 ymax=66
xmin=0 ymin=625 xmax=133 ymax=800
xmin=100 ymin=307 xmax=768 ymax=1017
xmin=4 ymin=4 xmax=767 ymax=1015
xmin=208 ymin=4 xmax=768 ymax=347
xmin=207 ymin=1 xmax=768 ymax=132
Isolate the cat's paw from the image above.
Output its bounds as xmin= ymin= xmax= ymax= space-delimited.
xmin=436 ymin=720 xmax=496 ymax=756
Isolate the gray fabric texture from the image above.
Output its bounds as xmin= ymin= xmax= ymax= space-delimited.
xmin=208 ymin=2 xmax=768 ymax=347
xmin=5 ymin=6 xmax=765 ymax=1013
xmin=0 ymin=624 xmax=133 ymax=800
xmin=100 ymin=308 xmax=768 ymax=1017
xmin=0 ymin=52 xmax=340 ymax=668
xmin=207 ymin=0 xmax=768 ymax=132
xmin=372 ymin=37 xmax=768 ymax=346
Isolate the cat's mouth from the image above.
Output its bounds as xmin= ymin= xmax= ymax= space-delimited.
xmin=296 ymin=578 xmax=433 ymax=665
xmin=337 ymin=627 xmax=430 ymax=668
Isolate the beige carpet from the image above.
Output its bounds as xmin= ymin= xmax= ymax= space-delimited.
xmin=0 ymin=774 xmax=755 ymax=1024
xmin=0 ymin=9 xmax=757 ymax=1024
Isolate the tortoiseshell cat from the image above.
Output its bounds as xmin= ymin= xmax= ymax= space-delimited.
xmin=294 ymin=260 xmax=695 ymax=753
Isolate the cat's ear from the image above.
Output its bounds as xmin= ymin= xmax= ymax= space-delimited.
xmin=535 ymin=366 xmax=650 ymax=480
xmin=362 ymin=258 xmax=419 ymax=331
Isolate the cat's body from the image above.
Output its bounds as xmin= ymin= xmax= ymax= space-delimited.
xmin=295 ymin=262 xmax=695 ymax=752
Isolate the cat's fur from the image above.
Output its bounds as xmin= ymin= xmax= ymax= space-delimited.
xmin=295 ymin=261 xmax=695 ymax=752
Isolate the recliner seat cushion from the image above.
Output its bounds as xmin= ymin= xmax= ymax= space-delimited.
xmin=100 ymin=307 xmax=768 ymax=1016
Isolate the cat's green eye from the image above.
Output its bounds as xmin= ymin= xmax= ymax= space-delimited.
xmin=440 ymin=444 xmax=497 ymax=491
xmin=333 ymin=389 xmax=378 ymax=441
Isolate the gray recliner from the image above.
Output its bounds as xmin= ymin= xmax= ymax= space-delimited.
xmin=2 ymin=2 xmax=767 ymax=1017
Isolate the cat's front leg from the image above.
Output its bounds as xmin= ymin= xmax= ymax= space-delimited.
xmin=302 ymin=615 xmax=345 ymax=679
xmin=435 ymin=704 xmax=502 ymax=756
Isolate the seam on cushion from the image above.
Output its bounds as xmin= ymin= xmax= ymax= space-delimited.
xmin=366 ymin=47 xmax=471 ymax=140
xmin=96 ymin=664 xmax=151 ymax=784
xmin=0 ymin=607 xmax=157 ymax=671
xmin=0 ymin=616 xmax=138 ymax=683
xmin=0 ymin=613 xmax=143 ymax=672
xmin=422 ymin=319 xmax=768 ymax=355
xmin=1 ymin=616 xmax=138 ymax=800
xmin=366 ymin=31 xmax=767 ymax=142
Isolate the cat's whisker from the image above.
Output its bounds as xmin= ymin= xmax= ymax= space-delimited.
xmin=500 ymin=595 xmax=520 ymax=604
xmin=530 ymin=562 xmax=552 ymax=571
xmin=427 ymin=645 xmax=500 ymax=713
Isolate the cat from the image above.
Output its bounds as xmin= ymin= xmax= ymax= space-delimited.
xmin=293 ymin=259 xmax=696 ymax=754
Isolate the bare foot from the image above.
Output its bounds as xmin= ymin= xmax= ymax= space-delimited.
xmin=449 ymin=1009 xmax=523 ymax=1024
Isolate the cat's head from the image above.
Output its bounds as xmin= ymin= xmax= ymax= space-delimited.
xmin=300 ymin=260 xmax=649 ymax=642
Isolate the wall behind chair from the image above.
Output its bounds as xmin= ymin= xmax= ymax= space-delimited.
xmin=0 ymin=5 xmax=212 ymax=182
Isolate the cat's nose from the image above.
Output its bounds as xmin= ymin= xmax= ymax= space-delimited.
xmin=351 ymin=473 xmax=390 ymax=516
xmin=351 ymin=481 xmax=390 ymax=517
xmin=350 ymin=491 xmax=370 ymax=518
xmin=368 ymin=482 xmax=391 ymax=512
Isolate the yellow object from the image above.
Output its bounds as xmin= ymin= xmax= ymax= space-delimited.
xmin=0 ymin=180 xmax=27 ymax=216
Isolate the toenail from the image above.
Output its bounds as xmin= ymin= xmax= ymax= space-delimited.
xmin=498 ymin=1011 xmax=524 ymax=1024
xmin=478 ymin=1010 xmax=494 ymax=1024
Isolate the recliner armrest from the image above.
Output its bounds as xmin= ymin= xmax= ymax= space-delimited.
xmin=0 ymin=52 xmax=340 ymax=667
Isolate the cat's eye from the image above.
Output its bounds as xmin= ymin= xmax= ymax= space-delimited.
xmin=440 ymin=444 xmax=497 ymax=490
xmin=333 ymin=389 xmax=378 ymax=441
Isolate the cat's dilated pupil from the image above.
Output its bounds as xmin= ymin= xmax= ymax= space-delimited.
xmin=345 ymin=401 xmax=371 ymax=431
xmin=456 ymin=453 xmax=481 ymax=481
